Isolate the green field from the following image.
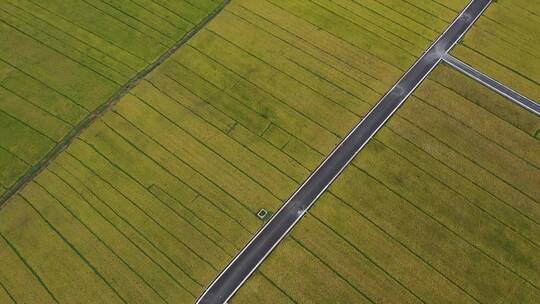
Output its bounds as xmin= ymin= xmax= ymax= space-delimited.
xmin=452 ymin=0 xmax=540 ymax=101
xmin=0 ymin=0 xmax=225 ymax=197
xmin=0 ymin=0 xmax=471 ymax=302
xmin=234 ymin=3 xmax=540 ymax=302
xmin=233 ymin=64 xmax=540 ymax=303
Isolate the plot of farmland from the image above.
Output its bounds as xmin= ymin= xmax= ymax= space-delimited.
xmin=233 ymin=64 xmax=540 ymax=303
xmin=0 ymin=0 xmax=225 ymax=197
xmin=0 ymin=0 xmax=471 ymax=302
xmin=451 ymin=0 xmax=540 ymax=101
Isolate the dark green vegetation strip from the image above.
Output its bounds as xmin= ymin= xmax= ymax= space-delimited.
xmin=0 ymin=0 xmax=231 ymax=207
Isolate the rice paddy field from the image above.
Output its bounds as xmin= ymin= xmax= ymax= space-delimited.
xmin=451 ymin=0 xmax=540 ymax=101
xmin=1 ymin=0 xmax=539 ymax=303
xmin=0 ymin=0 xmax=480 ymax=302
xmin=232 ymin=1 xmax=540 ymax=302
xmin=0 ymin=0 xmax=225 ymax=197
xmin=233 ymin=64 xmax=540 ymax=303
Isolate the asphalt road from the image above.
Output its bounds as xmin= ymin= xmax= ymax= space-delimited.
xmin=443 ymin=55 xmax=540 ymax=116
xmin=197 ymin=1 xmax=492 ymax=303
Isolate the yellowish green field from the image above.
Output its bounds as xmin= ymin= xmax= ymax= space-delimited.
xmin=452 ymin=0 xmax=540 ymax=100
xmin=233 ymin=64 xmax=540 ymax=303
xmin=0 ymin=0 xmax=225 ymax=197
xmin=0 ymin=0 xmax=468 ymax=302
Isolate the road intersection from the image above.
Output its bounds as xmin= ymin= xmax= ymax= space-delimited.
xmin=197 ymin=1 xmax=493 ymax=303
xmin=443 ymin=55 xmax=540 ymax=116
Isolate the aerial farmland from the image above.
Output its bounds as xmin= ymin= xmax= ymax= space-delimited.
xmin=233 ymin=64 xmax=540 ymax=303
xmin=0 ymin=0 xmax=538 ymax=303
xmin=0 ymin=0 xmax=226 ymax=198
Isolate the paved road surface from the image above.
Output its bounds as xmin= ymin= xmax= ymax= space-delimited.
xmin=443 ymin=55 xmax=540 ymax=116
xmin=197 ymin=1 xmax=492 ymax=303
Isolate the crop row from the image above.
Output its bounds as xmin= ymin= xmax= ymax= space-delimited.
xmin=0 ymin=0 xmax=222 ymax=196
xmin=0 ymin=0 xmax=476 ymax=299
xmin=234 ymin=64 xmax=540 ymax=303
xmin=6 ymin=0 xmax=536 ymax=303
xmin=452 ymin=0 xmax=540 ymax=101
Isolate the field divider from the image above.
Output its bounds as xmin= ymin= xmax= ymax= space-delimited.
xmin=16 ymin=0 xmax=149 ymax=64
xmin=77 ymin=0 xmax=174 ymax=46
xmin=258 ymin=271 xmax=298 ymax=303
xmin=88 ymin=123 xmax=236 ymax=257
xmin=312 ymin=0 xmax=415 ymax=50
xmin=0 ymin=84 xmax=76 ymax=127
xmin=77 ymin=137 xmax=222 ymax=272
xmin=460 ymin=44 xmax=539 ymax=85
xmin=325 ymin=191 xmax=482 ymax=303
xmin=106 ymin=110 xmax=255 ymax=233
xmin=122 ymin=0 xmax=183 ymax=29
xmin=354 ymin=0 xmax=440 ymax=37
xmin=2 ymin=1 xmax=139 ymax=72
xmin=373 ymin=136 xmax=540 ymax=231
xmin=169 ymin=48 xmax=343 ymax=150
xmin=233 ymin=4 xmax=381 ymax=82
xmin=197 ymin=1 xmax=493 ymax=302
xmin=0 ymin=0 xmax=232 ymax=208
xmin=290 ymin=235 xmax=375 ymax=303
xmin=110 ymin=107 xmax=259 ymax=225
xmin=0 ymin=15 xmax=127 ymax=85
xmin=0 ymin=145 xmax=31 ymax=166
xmin=443 ymin=54 xmax=540 ymax=116
xmin=184 ymin=40 xmax=343 ymax=138
xmin=267 ymin=0 xmax=406 ymax=72
xmin=31 ymin=179 xmax=169 ymax=303
xmin=19 ymin=193 xmax=129 ymax=303
xmin=64 ymin=149 xmax=209 ymax=287
xmin=0 ymin=107 xmax=57 ymax=143
xmin=171 ymin=18 xmax=535 ymax=224
xmin=0 ymin=231 xmax=59 ymax=303
xmin=147 ymin=184 xmax=240 ymax=253
xmin=0 ymin=58 xmax=90 ymax=111
xmin=309 ymin=212 xmax=426 ymax=302
xmin=0 ymin=280 xmax=15 ymax=303
xmin=413 ymin=95 xmax=540 ymax=172
xmin=398 ymin=111 xmax=539 ymax=205
xmin=426 ymin=76 xmax=537 ymax=139
xmin=130 ymin=92 xmax=290 ymax=205
xmin=381 ymin=126 xmax=539 ymax=225
xmin=48 ymin=166 xmax=198 ymax=298
xmin=90 ymin=0 xmax=180 ymax=39
xmin=55 ymin=161 xmax=203 ymax=295
xmin=138 ymin=77 xmax=310 ymax=186
xmin=357 ymin=166 xmax=540 ymax=291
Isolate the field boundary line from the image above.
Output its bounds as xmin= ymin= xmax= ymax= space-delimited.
xmin=0 ymin=0 xmax=231 ymax=208
xmin=47 ymin=167 xmax=198 ymax=298
xmin=197 ymin=1 xmax=492 ymax=303
xmin=443 ymin=55 xmax=540 ymax=116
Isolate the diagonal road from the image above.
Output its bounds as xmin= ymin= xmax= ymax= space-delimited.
xmin=443 ymin=55 xmax=540 ymax=116
xmin=197 ymin=1 xmax=492 ymax=303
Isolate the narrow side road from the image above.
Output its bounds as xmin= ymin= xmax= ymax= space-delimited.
xmin=196 ymin=1 xmax=492 ymax=303
xmin=443 ymin=55 xmax=540 ymax=116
